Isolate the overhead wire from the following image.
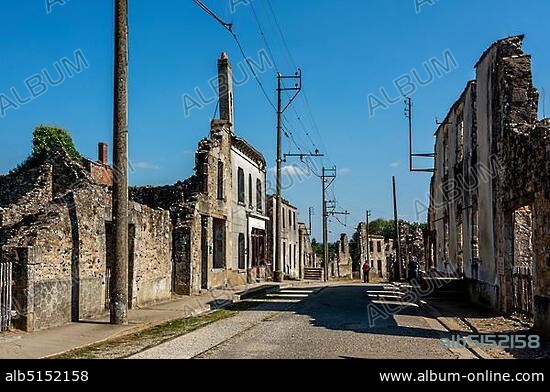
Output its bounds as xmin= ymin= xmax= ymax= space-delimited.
xmin=193 ymin=0 xmax=276 ymax=111
xmin=195 ymin=0 xmax=346 ymax=225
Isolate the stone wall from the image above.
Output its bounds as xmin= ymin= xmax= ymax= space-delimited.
xmin=2 ymin=192 xmax=76 ymax=331
xmin=130 ymin=120 xmax=237 ymax=295
xmin=335 ymin=234 xmax=353 ymax=280
xmin=428 ymin=36 xmax=550 ymax=334
xmin=129 ymin=203 xmax=172 ymax=307
xmin=267 ymin=196 xmax=301 ymax=280
xmin=0 ymin=164 xmax=53 ymax=227
xmin=1 ymin=152 xmax=173 ymax=332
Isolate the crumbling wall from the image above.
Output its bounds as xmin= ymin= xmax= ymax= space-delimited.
xmin=336 ymin=234 xmax=353 ymax=280
xmin=2 ymin=197 xmax=74 ymax=331
xmin=429 ymin=37 xmax=550 ymax=334
xmin=130 ymin=120 xmax=235 ymax=295
xmin=131 ymin=179 xmax=199 ymax=296
xmin=129 ymin=203 xmax=172 ymax=307
xmin=0 ymin=164 xmax=53 ymax=227
xmin=1 ymin=148 xmax=174 ymax=331
xmin=72 ymin=185 xmax=110 ymax=320
xmin=532 ymin=123 xmax=550 ymax=335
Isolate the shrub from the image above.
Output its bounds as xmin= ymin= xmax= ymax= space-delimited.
xmin=12 ymin=125 xmax=82 ymax=173
xmin=32 ymin=125 xmax=82 ymax=161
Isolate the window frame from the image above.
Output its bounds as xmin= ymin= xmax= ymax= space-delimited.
xmin=237 ymin=167 xmax=245 ymax=205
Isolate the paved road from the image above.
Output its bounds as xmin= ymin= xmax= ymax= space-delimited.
xmin=133 ymin=283 xmax=475 ymax=359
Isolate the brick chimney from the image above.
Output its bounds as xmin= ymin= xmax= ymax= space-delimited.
xmin=98 ymin=142 xmax=108 ymax=165
xmin=218 ymin=52 xmax=234 ymax=128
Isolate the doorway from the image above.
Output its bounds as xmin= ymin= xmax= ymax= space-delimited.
xmin=201 ymin=216 xmax=209 ymax=290
xmin=511 ymin=205 xmax=534 ymax=319
xmin=251 ymin=229 xmax=266 ymax=269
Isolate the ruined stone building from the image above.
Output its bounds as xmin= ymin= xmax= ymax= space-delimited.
xmin=132 ymin=53 xmax=269 ymax=294
xmin=0 ymin=146 xmax=172 ymax=332
xmin=368 ymin=235 xmax=389 ymax=279
xmin=331 ymin=233 xmax=353 ymax=280
xmin=298 ymin=222 xmax=317 ymax=270
xmin=426 ymin=36 xmax=550 ymax=334
xmin=352 ymin=223 xmax=394 ymax=280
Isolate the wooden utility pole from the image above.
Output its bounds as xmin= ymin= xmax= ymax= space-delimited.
xmin=365 ymin=210 xmax=371 ymax=280
xmin=322 ymin=169 xmax=328 ymax=281
xmin=321 ymin=168 xmax=346 ymax=281
xmin=392 ymin=176 xmax=402 ymax=282
xmin=308 ymin=207 xmax=314 ymax=236
xmin=111 ymin=0 xmax=129 ymax=325
xmin=321 ymin=168 xmax=336 ymax=282
xmin=274 ymin=71 xmax=301 ymax=283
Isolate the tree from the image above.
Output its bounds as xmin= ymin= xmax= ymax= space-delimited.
xmin=14 ymin=125 xmax=82 ymax=173
xmin=311 ymin=238 xmax=323 ymax=259
xmin=311 ymin=238 xmax=338 ymax=262
xmin=32 ymin=125 xmax=82 ymax=161
xmin=366 ymin=218 xmax=428 ymax=240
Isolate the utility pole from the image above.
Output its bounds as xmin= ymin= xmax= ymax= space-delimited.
xmin=111 ymin=0 xmax=129 ymax=325
xmin=365 ymin=210 xmax=371 ymax=281
xmin=308 ymin=207 xmax=314 ymax=236
xmin=392 ymin=176 xmax=402 ymax=282
xmin=321 ymin=168 xmax=349 ymax=281
xmin=274 ymin=71 xmax=302 ymax=283
xmin=321 ymin=167 xmax=336 ymax=282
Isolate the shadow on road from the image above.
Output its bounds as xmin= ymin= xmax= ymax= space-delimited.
xmin=226 ymin=284 xmax=452 ymax=341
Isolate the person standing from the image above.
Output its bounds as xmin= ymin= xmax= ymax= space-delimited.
xmin=363 ymin=262 xmax=371 ymax=283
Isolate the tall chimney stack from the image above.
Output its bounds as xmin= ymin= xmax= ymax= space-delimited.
xmin=218 ymin=52 xmax=234 ymax=128
xmin=98 ymin=142 xmax=108 ymax=165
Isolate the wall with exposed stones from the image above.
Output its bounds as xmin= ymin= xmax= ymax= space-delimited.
xmin=427 ymin=36 xmax=550 ymax=334
xmin=335 ymin=234 xmax=353 ymax=280
xmin=130 ymin=120 xmax=237 ymax=295
xmin=0 ymin=164 xmax=53 ymax=227
xmin=129 ymin=203 xmax=172 ymax=307
xmin=1 ymin=152 xmax=173 ymax=332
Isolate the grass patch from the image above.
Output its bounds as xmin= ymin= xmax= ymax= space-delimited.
xmin=54 ymin=301 xmax=260 ymax=360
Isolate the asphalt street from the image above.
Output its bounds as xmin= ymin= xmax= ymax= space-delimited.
xmin=133 ymin=283 xmax=475 ymax=359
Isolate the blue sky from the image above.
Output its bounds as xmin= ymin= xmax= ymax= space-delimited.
xmin=1 ymin=0 xmax=549 ymax=241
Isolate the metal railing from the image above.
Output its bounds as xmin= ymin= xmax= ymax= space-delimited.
xmin=0 ymin=261 xmax=12 ymax=332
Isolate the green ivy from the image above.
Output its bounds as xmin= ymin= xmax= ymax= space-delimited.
xmin=32 ymin=125 xmax=82 ymax=161
xmin=13 ymin=125 xmax=82 ymax=173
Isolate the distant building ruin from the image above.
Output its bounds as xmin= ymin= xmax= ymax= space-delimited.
xmin=352 ymin=223 xmax=396 ymax=281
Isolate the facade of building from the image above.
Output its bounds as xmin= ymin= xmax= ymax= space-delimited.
xmin=368 ymin=235 xmax=388 ymax=279
xmin=426 ymin=36 xmax=550 ymax=335
xmin=267 ymin=196 xmax=301 ymax=280
xmin=231 ymin=137 xmax=269 ymax=283
xmin=352 ymin=223 xmax=395 ymax=280
xmin=0 ymin=52 xmax=272 ymax=333
xmin=132 ymin=53 xmax=269 ymax=294
xmin=298 ymin=223 xmax=316 ymax=271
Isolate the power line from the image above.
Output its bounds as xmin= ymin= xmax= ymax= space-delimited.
xmin=263 ymin=0 xmax=332 ymax=167
xmin=264 ymin=0 xmax=298 ymax=70
xmin=193 ymin=0 xmax=276 ymax=111
xmin=249 ymin=1 xmax=280 ymax=72
xmin=250 ymin=2 xmax=321 ymax=157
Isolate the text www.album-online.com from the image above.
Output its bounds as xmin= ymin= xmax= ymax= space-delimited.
xmin=380 ymin=371 xmax=545 ymax=383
